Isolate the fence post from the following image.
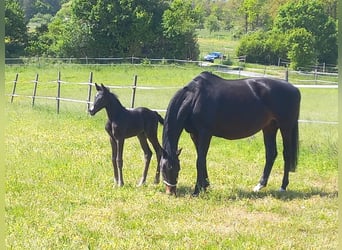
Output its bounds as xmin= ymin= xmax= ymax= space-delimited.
xmin=86 ymin=72 xmax=93 ymax=112
xmin=131 ymin=75 xmax=137 ymax=109
xmin=10 ymin=73 xmax=19 ymax=103
xmin=314 ymin=67 xmax=318 ymax=84
xmin=32 ymin=73 xmax=39 ymax=107
xmin=56 ymin=71 xmax=61 ymax=114
xmin=285 ymin=65 xmax=289 ymax=82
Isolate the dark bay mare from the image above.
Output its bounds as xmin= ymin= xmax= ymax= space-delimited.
xmin=160 ymin=71 xmax=301 ymax=196
xmin=89 ymin=83 xmax=164 ymax=187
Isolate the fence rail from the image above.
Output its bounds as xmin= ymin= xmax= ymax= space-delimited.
xmin=6 ymin=71 xmax=338 ymax=125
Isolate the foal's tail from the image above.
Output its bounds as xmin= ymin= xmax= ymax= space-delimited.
xmin=155 ymin=112 xmax=164 ymax=125
xmin=290 ymin=121 xmax=299 ymax=172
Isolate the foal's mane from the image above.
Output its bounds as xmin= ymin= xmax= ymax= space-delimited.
xmin=106 ymin=88 xmax=125 ymax=109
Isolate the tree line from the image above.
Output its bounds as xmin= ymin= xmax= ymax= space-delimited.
xmin=5 ymin=0 xmax=337 ymax=69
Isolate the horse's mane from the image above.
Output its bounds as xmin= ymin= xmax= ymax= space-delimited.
xmin=162 ymin=79 xmax=200 ymax=154
xmin=108 ymin=91 xmax=125 ymax=109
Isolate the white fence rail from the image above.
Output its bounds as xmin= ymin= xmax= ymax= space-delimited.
xmin=6 ymin=71 xmax=338 ymax=125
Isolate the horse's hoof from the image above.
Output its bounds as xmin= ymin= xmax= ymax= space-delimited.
xmin=165 ymin=185 xmax=177 ymax=196
xmin=253 ymin=183 xmax=265 ymax=192
xmin=192 ymin=185 xmax=201 ymax=197
xmin=191 ymin=191 xmax=199 ymax=197
xmin=137 ymin=179 xmax=146 ymax=187
xmin=154 ymin=177 xmax=160 ymax=185
xmin=279 ymin=187 xmax=286 ymax=192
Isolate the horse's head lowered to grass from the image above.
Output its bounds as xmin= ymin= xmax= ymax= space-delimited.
xmin=160 ymin=148 xmax=182 ymax=195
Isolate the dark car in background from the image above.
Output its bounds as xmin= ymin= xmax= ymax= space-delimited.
xmin=203 ymin=52 xmax=225 ymax=63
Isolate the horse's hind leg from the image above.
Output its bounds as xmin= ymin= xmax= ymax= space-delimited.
xmin=279 ymin=127 xmax=296 ymax=191
xmin=147 ymin=132 xmax=163 ymax=184
xmin=137 ymin=133 xmax=152 ymax=186
xmin=254 ymin=124 xmax=278 ymax=192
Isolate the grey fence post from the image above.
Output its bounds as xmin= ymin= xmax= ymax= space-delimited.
xmin=86 ymin=72 xmax=93 ymax=112
xmin=32 ymin=74 xmax=39 ymax=107
xmin=285 ymin=65 xmax=289 ymax=82
xmin=131 ymin=75 xmax=137 ymax=108
xmin=10 ymin=73 xmax=19 ymax=103
xmin=56 ymin=71 xmax=61 ymax=114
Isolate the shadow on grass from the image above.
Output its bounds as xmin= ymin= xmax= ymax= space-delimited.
xmin=228 ymin=188 xmax=338 ymax=201
xmin=173 ymin=185 xmax=338 ymax=201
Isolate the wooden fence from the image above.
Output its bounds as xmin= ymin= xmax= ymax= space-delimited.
xmin=7 ymin=71 xmax=338 ymax=125
xmin=8 ymin=71 xmax=178 ymax=114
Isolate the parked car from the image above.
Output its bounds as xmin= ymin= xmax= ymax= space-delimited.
xmin=203 ymin=52 xmax=225 ymax=63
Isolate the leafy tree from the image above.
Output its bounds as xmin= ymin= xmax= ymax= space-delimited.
xmin=5 ymin=0 xmax=28 ymax=57
xmin=239 ymin=0 xmax=265 ymax=33
xmin=236 ymin=31 xmax=268 ymax=63
xmin=35 ymin=0 xmax=201 ymax=60
xmin=41 ymin=0 xmax=169 ymax=57
xmin=205 ymin=14 xmax=221 ymax=34
xmin=286 ymin=28 xmax=316 ymax=70
xmin=236 ymin=30 xmax=288 ymax=64
xmin=273 ymin=0 xmax=337 ymax=64
xmin=161 ymin=0 xmax=201 ymax=59
xmin=19 ymin=0 xmax=67 ymax=20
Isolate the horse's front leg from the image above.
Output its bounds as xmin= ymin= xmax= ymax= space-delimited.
xmin=106 ymin=123 xmax=120 ymax=185
xmin=109 ymin=136 xmax=119 ymax=185
xmin=116 ymin=138 xmax=125 ymax=187
xmin=191 ymin=132 xmax=212 ymax=196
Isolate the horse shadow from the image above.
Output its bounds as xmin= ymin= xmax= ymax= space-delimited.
xmin=174 ymin=185 xmax=337 ymax=201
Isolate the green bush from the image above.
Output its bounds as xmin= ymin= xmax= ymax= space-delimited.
xmin=236 ymin=31 xmax=287 ymax=65
xmin=286 ymin=28 xmax=317 ymax=70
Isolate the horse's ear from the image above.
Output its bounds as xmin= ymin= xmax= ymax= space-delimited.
xmin=101 ymin=83 xmax=110 ymax=93
xmin=95 ymin=83 xmax=101 ymax=91
xmin=176 ymin=148 xmax=182 ymax=156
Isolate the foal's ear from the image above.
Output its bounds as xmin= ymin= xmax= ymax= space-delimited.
xmin=95 ymin=83 xmax=101 ymax=91
xmin=101 ymin=83 xmax=110 ymax=93
xmin=176 ymin=148 xmax=182 ymax=156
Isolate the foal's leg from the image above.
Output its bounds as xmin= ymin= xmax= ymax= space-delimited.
xmin=109 ymin=136 xmax=119 ymax=184
xmin=106 ymin=124 xmax=119 ymax=185
xmin=137 ymin=133 xmax=152 ymax=186
xmin=147 ymin=131 xmax=163 ymax=184
xmin=115 ymin=138 xmax=125 ymax=187
xmin=191 ymin=132 xmax=212 ymax=196
xmin=254 ymin=125 xmax=278 ymax=192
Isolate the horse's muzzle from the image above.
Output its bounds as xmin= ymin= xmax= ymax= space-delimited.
xmin=88 ymin=108 xmax=95 ymax=116
xmin=165 ymin=184 xmax=177 ymax=196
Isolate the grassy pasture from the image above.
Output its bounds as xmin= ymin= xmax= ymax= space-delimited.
xmin=5 ymin=64 xmax=337 ymax=249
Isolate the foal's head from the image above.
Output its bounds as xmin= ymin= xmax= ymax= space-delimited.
xmin=88 ymin=83 xmax=111 ymax=116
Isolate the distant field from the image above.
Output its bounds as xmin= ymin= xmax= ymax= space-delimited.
xmin=5 ymin=64 xmax=337 ymax=249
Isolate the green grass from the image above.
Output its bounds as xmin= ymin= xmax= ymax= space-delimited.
xmin=5 ymin=64 xmax=337 ymax=249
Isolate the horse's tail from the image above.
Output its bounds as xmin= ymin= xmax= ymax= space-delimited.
xmin=289 ymin=120 xmax=299 ymax=172
xmin=155 ymin=112 xmax=164 ymax=125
